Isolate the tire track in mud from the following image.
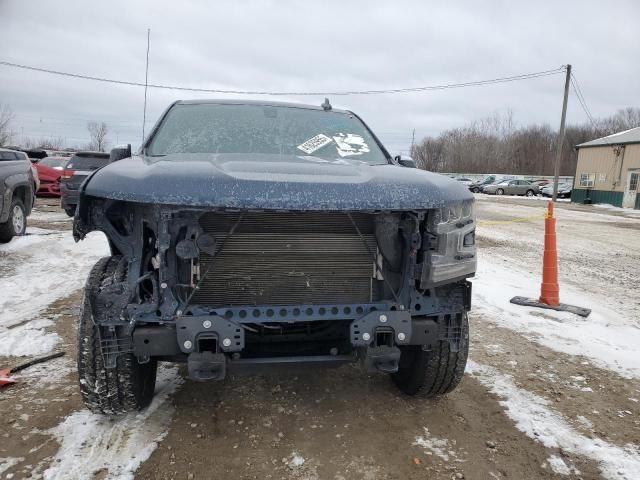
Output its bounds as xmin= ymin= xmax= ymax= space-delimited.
xmin=135 ymin=365 xmax=602 ymax=480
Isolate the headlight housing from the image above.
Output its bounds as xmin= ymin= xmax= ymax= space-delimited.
xmin=421 ymin=200 xmax=476 ymax=288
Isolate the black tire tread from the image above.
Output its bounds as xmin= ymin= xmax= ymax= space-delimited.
xmin=392 ymin=314 xmax=469 ymax=397
xmin=77 ymin=256 xmax=157 ymax=415
xmin=0 ymin=198 xmax=26 ymax=243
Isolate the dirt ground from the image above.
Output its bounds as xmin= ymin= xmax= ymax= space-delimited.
xmin=1 ymin=196 xmax=639 ymax=479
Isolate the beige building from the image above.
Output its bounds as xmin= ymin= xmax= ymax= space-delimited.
xmin=573 ymin=127 xmax=640 ymax=209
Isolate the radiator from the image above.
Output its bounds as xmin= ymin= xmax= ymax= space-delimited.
xmin=192 ymin=211 xmax=379 ymax=306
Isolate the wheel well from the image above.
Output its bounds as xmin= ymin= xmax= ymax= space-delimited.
xmin=13 ymin=185 xmax=27 ymax=205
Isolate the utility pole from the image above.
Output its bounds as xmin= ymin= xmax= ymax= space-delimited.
xmin=410 ymin=128 xmax=415 ymax=155
xmin=552 ymin=64 xmax=571 ymax=201
xmin=142 ymin=28 xmax=151 ymax=146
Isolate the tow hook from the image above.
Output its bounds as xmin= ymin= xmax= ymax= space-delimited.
xmin=187 ymin=351 xmax=226 ymax=381
xmin=363 ymin=345 xmax=401 ymax=373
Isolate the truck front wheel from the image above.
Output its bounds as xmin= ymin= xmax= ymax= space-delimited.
xmin=391 ymin=314 xmax=469 ymax=397
xmin=0 ymin=198 xmax=27 ymax=243
xmin=77 ymin=256 xmax=157 ymax=414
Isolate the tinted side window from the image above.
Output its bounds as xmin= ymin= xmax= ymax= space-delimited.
xmin=67 ymin=155 xmax=110 ymax=169
xmin=0 ymin=152 xmax=17 ymax=160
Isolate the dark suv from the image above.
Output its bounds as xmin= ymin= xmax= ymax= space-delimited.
xmin=60 ymin=151 xmax=110 ymax=216
xmin=73 ymin=100 xmax=476 ymax=414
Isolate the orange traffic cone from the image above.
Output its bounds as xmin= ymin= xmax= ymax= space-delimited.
xmin=510 ymin=200 xmax=591 ymax=317
xmin=539 ymin=201 xmax=559 ymax=305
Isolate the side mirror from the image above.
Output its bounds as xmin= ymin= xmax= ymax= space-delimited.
xmin=110 ymin=144 xmax=131 ymax=162
xmin=394 ymin=155 xmax=416 ymax=168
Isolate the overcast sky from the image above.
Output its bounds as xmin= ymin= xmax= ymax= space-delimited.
xmin=1 ymin=0 xmax=639 ymax=152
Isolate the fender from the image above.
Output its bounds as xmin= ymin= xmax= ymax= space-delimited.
xmin=1 ymin=172 xmax=34 ymax=223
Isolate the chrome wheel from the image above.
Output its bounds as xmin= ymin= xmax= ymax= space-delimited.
xmin=496 ymin=188 xmax=504 ymax=195
xmin=11 ymin=204 xmax=25 ymax=235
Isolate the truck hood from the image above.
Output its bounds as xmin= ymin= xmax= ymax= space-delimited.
xmin=83 ymin=153 xmax=472 ymax=210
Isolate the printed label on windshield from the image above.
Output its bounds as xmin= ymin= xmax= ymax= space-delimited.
xmin=297 ymin=134 xmax=333 ymax=154
xmin=333 ymin=133 xmax=370 ymax=157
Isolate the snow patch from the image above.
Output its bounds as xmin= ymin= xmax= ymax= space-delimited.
xmin=467 ymin=360 xmax=640 ymax=480
xmin=43 ymin=365 xmax=183 ymax=480
xmin=0 ymin=319 xmax=60 ymax=357
xmin=0 ymin=457 xmax=24 ymax=475
xmin=576 ymin=415 xmax=594 ymax=430
xmin=288 ymin=453 xmax=306 ymax=468
xmin=413 ymin=428 xmax=457 ymax=462
xmin=0 ymin=229 xmax=109 ymax=356
xmin=544 ymin=454 xmax=580 ymax=475
xmin=593 ymin=203 xmax=640 ymax=218
xmin=473 ymin=257 xmax=640 ymax=378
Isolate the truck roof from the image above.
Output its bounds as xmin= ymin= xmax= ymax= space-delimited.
xmin=175 ymin=99 xmax=349 ymax=114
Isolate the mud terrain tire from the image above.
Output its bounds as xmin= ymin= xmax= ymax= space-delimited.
xmin=392 ymin=314 xmax=469 ymax=397
xmin=78 ymin=256 xmax=157 ymax=414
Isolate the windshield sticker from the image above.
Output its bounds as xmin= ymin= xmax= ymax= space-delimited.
xmin=297 ymin=134 xmax=333 ymax=154
xmin=333 ymin=133 xmax=370 ymax=157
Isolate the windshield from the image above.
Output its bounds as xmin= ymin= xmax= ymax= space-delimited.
xmin=40 ymin=157 xmax=67 ymax=168
xmin=147 ymin=103 xmax=389 ymax=165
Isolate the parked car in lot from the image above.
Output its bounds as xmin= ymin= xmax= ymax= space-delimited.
xmin=456 ymin=177 xmax=474 ymax=186
xmin=468 ymin=175 xmax=497 ymax=193
xmin=469 ymin=175 xmax=517 ymax=193
xmin=73 ymin=99 xmax=476 ymax=414
xmin=39 ymin=156 xmax=68 ymax=171
xmin=32 ymin=158 xmax=64 ymax=197
xmin=60 ymin=151 xmax=110 ymax=216
xmin=530 ymin=179 xmax=550 ymax=192
xmin=0 ymin=148 xmax=36 ymax=242
xmin=541 ymin=182 xmax=572 ymax=198
xmin=483 ymin=179 xmax=537 ymax=196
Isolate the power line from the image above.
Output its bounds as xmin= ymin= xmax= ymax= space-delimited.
xmin=0 ymin=60 xmax=565 ymax=96
xmin=570 ymin=73 xmax=597 ymax=127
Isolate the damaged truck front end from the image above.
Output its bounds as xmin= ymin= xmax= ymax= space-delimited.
xmin=74 ymin=100 xmax=475 ymax=414
xmin=75 ymin=198 xmax=474 ymax=377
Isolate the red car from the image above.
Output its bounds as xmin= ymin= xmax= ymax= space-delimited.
xmin=33 ymin=157 xmax=67 ymax=197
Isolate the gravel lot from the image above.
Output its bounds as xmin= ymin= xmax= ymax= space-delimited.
xmin=1 ymin=196 xmax=639 ymax=480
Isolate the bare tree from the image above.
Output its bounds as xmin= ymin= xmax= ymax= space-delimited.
xmin=21 ymin=136 xmax=66 ymax=150
xmin=412 ymin=106 xmax=639 ymax=176
xmin=87 ymin=121 xmax=109 ymax=152
xmin=0 ymin=104 xmax=14 ymax=146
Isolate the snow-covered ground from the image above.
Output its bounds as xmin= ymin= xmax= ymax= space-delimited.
xmin=0 ymin=227 xmax=109 ymax=356
xmin=473 ymin=258 xmax=640 ymax=378
xmin=593 ymin=203 xmax=640 ymax=217
xmin=43 ymin=365 xmax=183 ymax=480
xmin=468 ymin=361 xmax=640 ymax=480
xmin=1 ymin=198 xmax=639 ymax=479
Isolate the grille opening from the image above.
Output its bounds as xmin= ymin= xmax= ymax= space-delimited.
xmin=198 ymin=336 xmax=218 ymax=353
xmin=242 ymin=320 xmax=351 ymax=358
xmin=376 ymin=330 xmax=394 ymax=347
xmin=193 ymin=211 xmax=382 ymax=306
